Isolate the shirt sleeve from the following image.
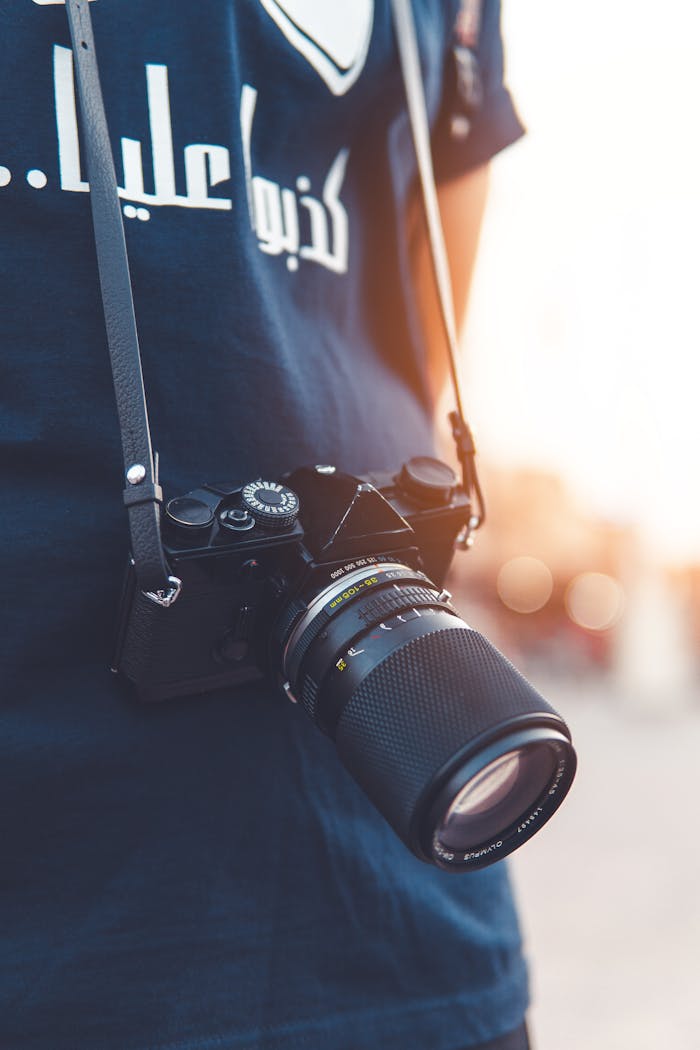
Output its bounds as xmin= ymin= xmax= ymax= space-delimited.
xmin=432 ymin=0 xmax=525 ymax=181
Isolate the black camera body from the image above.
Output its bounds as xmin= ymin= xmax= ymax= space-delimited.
xmin=114 ymin=455 xmax=576 ymax=872
xmin=114 ymin=457 xmax=470 ymax=703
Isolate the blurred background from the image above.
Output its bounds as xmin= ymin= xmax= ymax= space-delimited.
xmin=442 ymin=2 xmax=700 ymax=1047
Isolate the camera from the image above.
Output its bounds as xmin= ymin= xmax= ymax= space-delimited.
xmin=114 ymin=456 xmax=576 ymax=871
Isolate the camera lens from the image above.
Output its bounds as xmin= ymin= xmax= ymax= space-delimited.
xmin=437 ymin=747 xmax=552 ymax=850
xmin=280 ymin=562 xmax=576 ymax=871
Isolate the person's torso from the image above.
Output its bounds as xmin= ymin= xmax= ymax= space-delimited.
xmin=0 ymin=5 xmax=526 ymax=1048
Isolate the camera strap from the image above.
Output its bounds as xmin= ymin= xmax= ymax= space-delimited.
xmin=64 ymin=0 xmax=177 ymax=603
xmin=391 ymin=0 xmax=485 ymax=536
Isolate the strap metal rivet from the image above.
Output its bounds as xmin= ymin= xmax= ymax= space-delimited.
xmin=126 ymin=463 xmax=146 ymax=485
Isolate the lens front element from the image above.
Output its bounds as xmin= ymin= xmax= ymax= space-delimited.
xmin=438 ymin=749 xmax=533 ymax=851
xmin=429 ymin=730 xmax=571 ymax=866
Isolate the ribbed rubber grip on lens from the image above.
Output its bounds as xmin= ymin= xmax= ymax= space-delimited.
xmin=334 ymin=627 xmax=562 ymax=850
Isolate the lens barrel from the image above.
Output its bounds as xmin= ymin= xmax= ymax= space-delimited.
xmin=281 ymin=564 xmax=576 ymax=871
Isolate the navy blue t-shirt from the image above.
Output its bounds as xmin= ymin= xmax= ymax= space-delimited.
xmin=1 ymin=2 xmax=525 ymax=1047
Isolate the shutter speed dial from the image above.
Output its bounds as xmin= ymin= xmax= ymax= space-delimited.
xmin=241 ymin=480 xmax=300 ymax=528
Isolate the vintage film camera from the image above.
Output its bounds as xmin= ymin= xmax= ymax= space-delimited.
xmin=114 ymin=457 xmax=576 ymax=871
xmin=66 ymin=0 xmax=577 ymax=874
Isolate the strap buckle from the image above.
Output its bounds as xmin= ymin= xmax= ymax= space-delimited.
xmin=143 ymin=576 xmax=182 ymax=608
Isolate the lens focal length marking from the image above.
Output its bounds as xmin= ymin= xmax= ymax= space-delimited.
xmin=327 ymin=575 xmax=380 ymax=612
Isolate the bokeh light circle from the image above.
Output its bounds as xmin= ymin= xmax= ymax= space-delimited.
xmin=497 ymin=556 xmax=554 ymax=614
xmin=565 ymin=572 xmax=625 ymax=631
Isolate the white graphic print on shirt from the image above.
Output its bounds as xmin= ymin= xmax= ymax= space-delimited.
xmin=49 ymin=45 xmax=349 ymax=274
xmin=240 ymin=86 xmax=348 ymax=274
xmin=14 ymin=1 xmax=363 ymax=275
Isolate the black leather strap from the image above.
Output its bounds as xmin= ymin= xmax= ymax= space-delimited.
xmin=65 ymin=0 xmax=170 ymax=594
xmin=122 ymin=482 xmax=164 ymax=509
xmin=391 ymin=0 xmax=485 ymax=532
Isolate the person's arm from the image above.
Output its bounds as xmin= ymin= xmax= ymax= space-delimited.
xmin=407 ymin=163 xmax=490 ymax=405
xmin=408 ymin=0 xmax=524 ymax=404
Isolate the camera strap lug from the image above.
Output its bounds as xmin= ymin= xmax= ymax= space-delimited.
xmin=144 ymin=576 xmax=183 ymax=609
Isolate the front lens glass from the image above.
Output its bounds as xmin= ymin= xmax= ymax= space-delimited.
xmin=437 ymin=743 xmax=558 ymax=851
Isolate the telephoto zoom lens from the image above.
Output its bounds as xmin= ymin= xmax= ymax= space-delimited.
xmin=282 ymin=563 xmax=576 ymax=871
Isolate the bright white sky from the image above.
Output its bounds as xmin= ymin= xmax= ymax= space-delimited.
xmin=463 ymin=1 xmax=700 ymax=564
